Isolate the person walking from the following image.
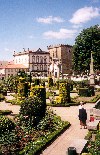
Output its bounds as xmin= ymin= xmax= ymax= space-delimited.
xmin=79 ymin=107 xmax=87 ymax=129
xmin=79 ymin=101 xmax=84 ymax=109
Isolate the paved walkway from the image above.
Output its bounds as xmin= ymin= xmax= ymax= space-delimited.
xmin=0 ymin=96 xmax=95 ymax=155
xmin=41 ymin=103 xmax=95 ymax=155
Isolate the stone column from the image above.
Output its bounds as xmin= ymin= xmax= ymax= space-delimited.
xmin=90 ymin=51 xmax=95 ymax=86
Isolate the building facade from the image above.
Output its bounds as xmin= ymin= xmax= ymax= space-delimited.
xmin=47 ymin=44 xmax=72 ymax=78
xmin=13 ymin=48 xmax=50 ymax=77
xmin=5 ymin=64 xmax=28 ymax=79
xmin=30 ymin=48 xmax=50 ymax=77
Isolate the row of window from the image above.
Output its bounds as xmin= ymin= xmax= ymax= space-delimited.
xmin=16 ymin=58 xmax=28 ymax=63
xmin=32 ymin=56 xmax=47 ymax=63
xmin=15 ymin=56 xmax=48 ymax=64
xmin=7 ymin=68 xmax=28 ymax=72
xmin=32 ymin=64 xmax=48 ymax=71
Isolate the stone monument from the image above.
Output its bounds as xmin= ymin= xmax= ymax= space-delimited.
xmin=90 ymin=51 xmax=95 ymax=85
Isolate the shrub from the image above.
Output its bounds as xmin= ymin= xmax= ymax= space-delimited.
xmin=0 ymin=115 xmax=15 ymax=134
xmin=30 ymin=86 xmax=46 ymax=110
xmin=88 ymin=86 xmax=95 ymax=96
xmin=59 ymin=82 xmax=70 ymax=104
xmin=17 ymin=78 xmax=29 ymax=98
xmin=87 ymin=131 xmax=100 ymax=155
xmin=0 ymin=110 xmax=12 ymax=115
xmin=48 ymin=77 xmax=53 ymax=87
xmin=19 ymin=96 xmax=46 ymax=127
xmin=0 ymin=94 xmax=5 ymax=101
xmin=79 ymin=88 xmax=89 ymax=97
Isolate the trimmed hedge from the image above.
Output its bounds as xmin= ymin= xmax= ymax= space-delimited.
xmin=0 ymin=115 xmax=15 ymax=134
xmin=48 ymin=77 xmax=53 ymax=87
xmin=0 ymin=110 xmax=12 ymax=115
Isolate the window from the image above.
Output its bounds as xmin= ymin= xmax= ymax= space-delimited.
xmin=44 ymin=56 xmax=47 ymax=63
xmin=36 ymin=56 xmax=39 ymax=63
xmin=37 ymin=66 xmax=39 ymax=70
xmin=40 ymin=65 xmax=43 ymax=70
xmin=32 ymin=64 xmax=34 ymax=70
xmin=40 ymin=56 xmax=43 ymax=63
xmin=44 ymin=65 xmax=47 ymax=70
xmin=33 ymin=56 xmax=35 ymax=62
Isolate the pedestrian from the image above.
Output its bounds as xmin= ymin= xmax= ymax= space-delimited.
xmin=79 ymin=101 xmax=84 ymax=109
xmin=79 ymin=107 xmax=87 ymax=129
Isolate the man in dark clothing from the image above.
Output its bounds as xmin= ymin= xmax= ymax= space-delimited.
xmin=79 ymin=108 xmax=87 ymax=129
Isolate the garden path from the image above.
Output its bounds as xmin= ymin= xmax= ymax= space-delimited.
xmin=41 ymin=103 xmax=95 ymax=155
xmin=0 ymin=94 xmax=95 ymax=155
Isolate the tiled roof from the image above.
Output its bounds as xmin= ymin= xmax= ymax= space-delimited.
xmin=5 ymin=64 xmax=28 ymax=69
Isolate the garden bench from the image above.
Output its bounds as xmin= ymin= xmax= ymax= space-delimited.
xmin=87 ymin=120 xmax=99 ymax=130
xmin=68 ymin=139 xmax=88 ymax=155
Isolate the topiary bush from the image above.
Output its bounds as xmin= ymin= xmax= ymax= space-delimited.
xmin=17 ymin=78 xmax=29 ymax=98
xmin=0 ymin=115 xmax=15 ymax=134
xmin=0 ymin=94 xmax=5 ymax=101
xmin=48 ymin=77 xmax=53 ymax=87
xmin=59 ymin=82 xmax=71 ymax=104
xmin=19 ymin=96 xmax=46 ymax=127
xmin=79 ymin=88 xmax=89 ymax=97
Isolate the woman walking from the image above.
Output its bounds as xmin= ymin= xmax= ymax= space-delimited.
xmin=79 ymin=107 xmax=87 ymax=129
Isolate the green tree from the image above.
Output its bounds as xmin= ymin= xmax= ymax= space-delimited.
xmin=73 ymin=25 xmax=100 ymax=73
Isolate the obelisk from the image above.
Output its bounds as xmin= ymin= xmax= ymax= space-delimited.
xmin=89 ymin=51 xmax=95 ymax=85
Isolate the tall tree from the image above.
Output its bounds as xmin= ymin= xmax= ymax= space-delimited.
xmin=73 ymin=25 xmax=100 ymax=74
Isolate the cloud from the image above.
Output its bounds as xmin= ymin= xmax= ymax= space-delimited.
xmin=43 ymin=28 xmax=77 ymax=39
xmin=37 ymin=16 xmax=64 ymax=24
xmin=69 ymin=6 xmax=100 ymax=25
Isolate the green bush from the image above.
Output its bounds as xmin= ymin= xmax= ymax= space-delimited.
xmin=0 ymin=115 xmax=15 ymax=134
xmin=79 ymin=88 xmax=89 ymax=97
xmin=88 ymin=86 xmax=95 ymax=96
xmin=0 ymin=94 xmax=5 ymax=101
xmin=89 ymin=94 xmax=100 ymax=103
xmin=59 ymin=82 xmax=70 ymax=104
xmin=30 ymin=86 xmax=46 ymax=111
xmin=34 ymin=79 xmax=40 ymax=85
xmin=48 ymin=77 xmax=53 ymax=87
xmin=0 ymin=110 xmax=12 ymax=115
xmin=17 ymin=78 xmax=29 ymax=98
xmin=19 ymin=96 xmax=46 ymax=127
xmin=87 ymin=131 xmax=100 ymax=155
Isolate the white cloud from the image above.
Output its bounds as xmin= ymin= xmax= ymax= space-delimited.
xmin=69 ymin=6 xmax=100 ymax=25
xmin=43 ymin=28 xmax=77 ymax=39
xmin=37 ymin=16 xmax=64 ymax=24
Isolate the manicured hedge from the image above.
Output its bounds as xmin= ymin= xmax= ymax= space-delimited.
xmin=0 ymin=115 xmax=15 ymax=134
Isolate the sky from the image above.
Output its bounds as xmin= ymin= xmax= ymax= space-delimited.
xmin=0 ymin=0 xmax=100 ymax=61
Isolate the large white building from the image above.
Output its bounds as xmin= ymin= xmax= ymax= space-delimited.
xmin=13 ymin=48 xmax=50 ymax=77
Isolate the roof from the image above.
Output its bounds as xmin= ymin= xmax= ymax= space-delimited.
xmin=34 ymin=48 xmax=49 ymax=54
xmin=5 ymin=64 xmax=28 ymax=69
xmin=47 ymin=44 xmax=72 ymax=49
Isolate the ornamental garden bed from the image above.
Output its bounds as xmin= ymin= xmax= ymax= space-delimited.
xmin=0 ymin=97 xmax=70 ymax=155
